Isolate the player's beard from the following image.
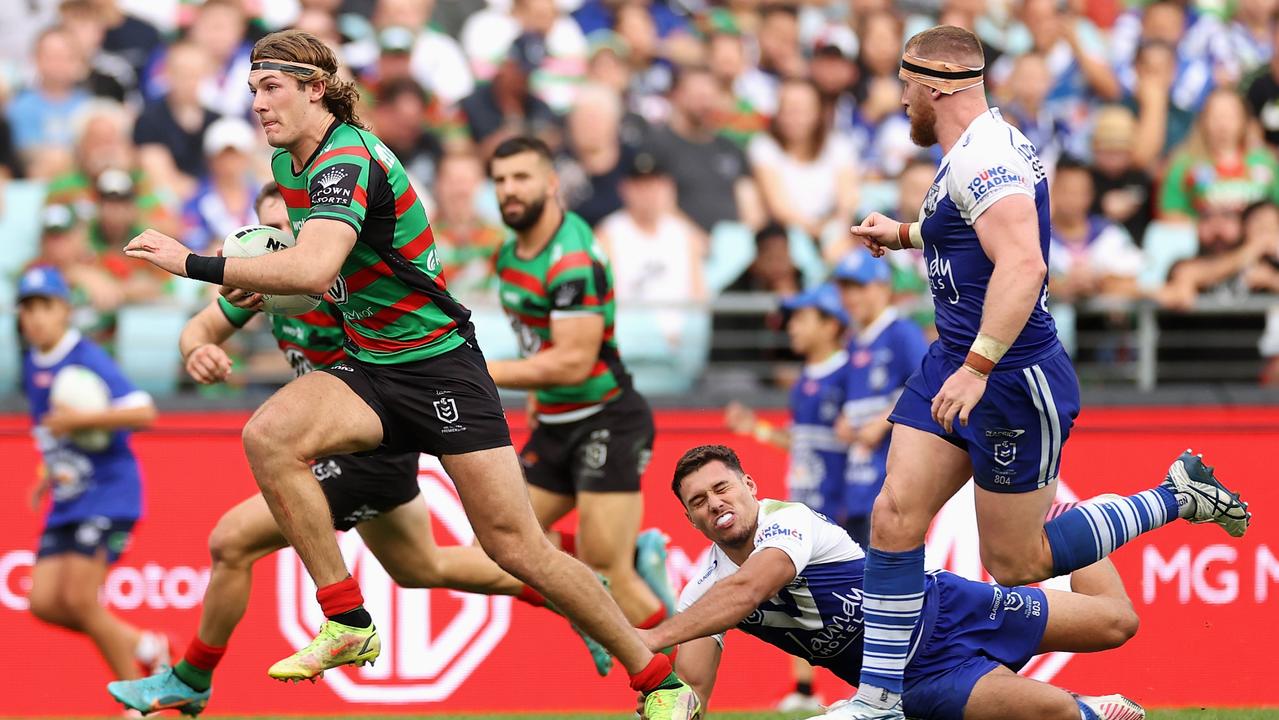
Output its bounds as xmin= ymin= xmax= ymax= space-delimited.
xmin=502 ymin=195 xmax=547 ymax=231
xmin=909 ymin=99 xmax=939 ymax=147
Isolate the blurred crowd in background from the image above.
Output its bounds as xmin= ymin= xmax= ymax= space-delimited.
xmin=4 ymin=0 xmax=1279 ymax=392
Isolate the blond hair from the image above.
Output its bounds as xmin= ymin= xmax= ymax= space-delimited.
xmin=904 ymin=25 xmax=984 ymax=68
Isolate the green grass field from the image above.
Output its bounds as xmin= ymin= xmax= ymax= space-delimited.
xmin=19 ymin=711 xmax=1274 ymax=720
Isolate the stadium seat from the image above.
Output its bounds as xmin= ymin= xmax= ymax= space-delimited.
xmin=0 ymin=308 xmax=18 ymax=394
xmin=115 ymin=305 xmax=189 ymax=395
xmin=0 ymin=181 xmax=47 ymax=279
xmin=1140 ymin=221 xmax=1198 ymax=291
xmin=705 ymin=222 xmax=756 ymax=295
xmin=1049 ymin=302 xmax=1077 ymax=357
xmin=856 ymin=180 xmax=900 ymax=219
xmin=469 ymin=305 xmax=519 ymax=361
xmin=614 ymin=307 xmax=710 ymax=396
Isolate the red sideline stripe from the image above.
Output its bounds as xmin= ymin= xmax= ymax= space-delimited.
xmin=538 ymin=387 xmax=620 ymax=415
xmin=279 ymin=184 xmax=310 ymax=209
xmin=546 ymin=251 xmax=592 ymax=284
xmin=345 ymin=261 xmax=394 ymax=294
xmin=500 ymin=267 xmax=544 ymax=296
xmin=345 ymin=319 xmax=457 ymax=352
xmin=355 ymin=293 xmax=435 ymax=332
xmin=353 ymin=185 xmax=367 ymax=208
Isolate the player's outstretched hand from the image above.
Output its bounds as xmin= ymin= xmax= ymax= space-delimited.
xmin=931 ymin=367 xmax=988 ymax=434
xmin=220 ymin=286 xmax=264 ymax=311
xmin=849 ymin=212 xmax=906 ymax=257
xmin=185 ymin=343 xmax=234 ymax=384
xmin=124 ymin=229 xmax=191 ymax=277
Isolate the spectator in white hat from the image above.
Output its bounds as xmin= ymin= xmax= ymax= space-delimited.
xmin=180 ymin=117 xmax=262 ymax=254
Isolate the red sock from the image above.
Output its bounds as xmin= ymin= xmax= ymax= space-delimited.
xmin=637 ymin=606 xmax=667 ymax=630
xmin=183 ymin=637 xmax=226 ymax=672
xmin=558 ymin=531 xmax=577 ymax=557
xmin=629 ymin=652 xmax=673 ymax=692
xmin=316 ymin=576 xmax=364 ymax=617
xmin=516 ymin=584 xmax=547 ymax=607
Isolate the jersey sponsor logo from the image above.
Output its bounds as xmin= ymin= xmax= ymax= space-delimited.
xmin=309 ymin=163 xmax=360 ymax=206
xmin=926 ymin=246 xmax=961 ymax=305
xmin=275 ymin=456 xmax=510 ymax=703
xmin=434 ymin=397 xmax=460 ymax=425
xmin=967 ymin=166 xmax=1025 ymax=202
xmin=757 ymin=522 xmax=803 ymax=542
xmin=552 ymin=279 xmax=587 ymax=309
xmin=284 ymin=348 xmax=315 ymax=379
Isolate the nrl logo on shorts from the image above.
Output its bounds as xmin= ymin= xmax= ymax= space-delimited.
xmin=993 ymin=441 xmax=1016 ymax=467
xmin=582 ymin=429 xmax=610 ymax=469
xmin=434 ymin=397 xmax=460 ymax=425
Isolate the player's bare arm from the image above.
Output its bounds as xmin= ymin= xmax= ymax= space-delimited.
xmin=850 ymin=211 xmax=922 ymax=258
xmin=641 ymin=548 xmax=796 ymax=651
xmin=42 ymin=402 xmax=157 ymax=437
xmin=124 ymin=218 xmax=354 ymax=296
xmin=931 ymin=193 xmax=1044 ymax=434
xmin=179 ymin=302 xmax=240 ymax=385
xmin=487 ymin=313 xmax=605 ymax=389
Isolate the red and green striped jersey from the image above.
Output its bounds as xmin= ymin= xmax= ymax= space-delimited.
xmin=494 ymin=211 xmax=632 ymax=422
xmin=271 ymin=121 xmax=469 ymax=364
xmin=217 ymin=297 xmax=346 ymax=377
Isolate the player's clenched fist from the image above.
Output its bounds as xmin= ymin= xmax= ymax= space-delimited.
xmin=185 ymin=343 xmax=234 ymax=384
xmin=849 ymin=212 xmax=912 ymax=257
xmin=125 ymin=228 xmax=192 ymax=277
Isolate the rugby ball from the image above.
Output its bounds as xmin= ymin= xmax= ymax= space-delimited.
xmin=49 ymin=365 xmax=112 ymax=452
xmin=221 ymin=225 xmax=323 ymax=316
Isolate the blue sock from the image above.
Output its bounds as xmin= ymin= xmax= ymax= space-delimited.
xmin=1076 ymin=698 xmax=1101 ymax=720
xmin=1045 ymin=487 xmax=1180 ymax=576
xmin=857 ymin=545 xmax=925 ymax=699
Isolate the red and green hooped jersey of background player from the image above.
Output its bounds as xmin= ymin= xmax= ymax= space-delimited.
xmin=494 ymin=211 xmax=633 ymax=421
xmin=271 ymin=120 xmax=469 ymax=365
xmin=217 ymin=296 xmax=347 ymax=378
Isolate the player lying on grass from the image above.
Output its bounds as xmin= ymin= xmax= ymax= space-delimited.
xmin=637 ymin=444 xmax=1147 ymax=720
